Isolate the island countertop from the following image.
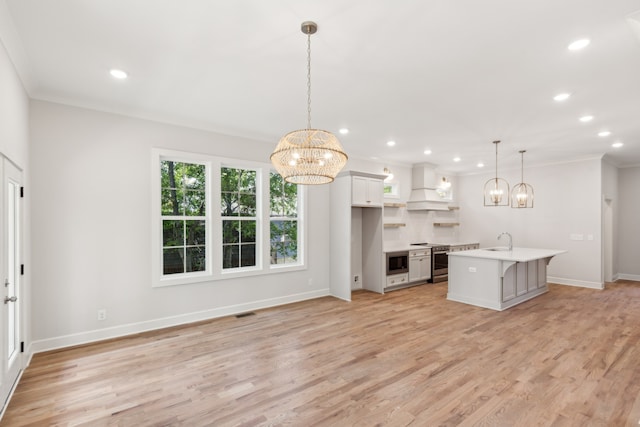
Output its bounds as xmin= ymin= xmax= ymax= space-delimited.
xmin=448 ymin=247 xmax=567 ymax=262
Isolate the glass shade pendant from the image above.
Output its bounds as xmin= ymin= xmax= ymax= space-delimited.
xmin=511 ymin=150 xmax=534 ymax=208
xmin=271 ymin=21 xmax=348 ymax=185
xmin=483 ymin=140 xmax=510 ymax=206
xmin=383 ymin=167 xmax=393 ymax=182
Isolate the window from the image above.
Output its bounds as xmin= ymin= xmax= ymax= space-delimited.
xmin=220 ymin=167 xmax=258 ymax=270
xmin=160 ymin=160 xmax=208 ymax=275
xmin=153 ymin=149 xmax=305 ymax=287
xmin=270 ymin=172 xmax=298 ymax=265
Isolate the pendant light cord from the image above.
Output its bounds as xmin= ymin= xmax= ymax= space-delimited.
xmin=495 ymin=141 xmax=499 ymax=185
xmin=307 ymin=33 xmax=312 ymax=130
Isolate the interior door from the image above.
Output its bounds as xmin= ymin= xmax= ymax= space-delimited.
xmin=0 ymin=158 xmax=22 ymax=411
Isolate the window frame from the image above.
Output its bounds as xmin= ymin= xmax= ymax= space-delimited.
xmin=219 ymin=165 xmax=261 ymax=273
xmin=269 ymin=170 xmax=303 ymax=269
xmin=152 ymin=149 xmax=213 ymax=287
xmin=152 ymin=149 xmax=306 ymax=288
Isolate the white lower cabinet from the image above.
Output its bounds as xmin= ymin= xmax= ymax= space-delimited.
xmin=502 ymin=267 xmax=516 ymax=301
xmin=448 ymin=250 xmax=562 ymax=311
xmin=386 ymin=273 xmax=409 ymax=287
xmin=502 ymin=259 xmax=547 ymax=302
xmin=408 ymin=249 xmax=431 ymax=283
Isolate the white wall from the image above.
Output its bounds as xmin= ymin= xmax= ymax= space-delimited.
xmin=0 ymin=37 xmax=31 ymax=357
xmin=29 ymin=100 xmax=332 ymax=351
xmin=457 ymin=158 xmax=604 ymax=288
xmin=0 ymin=42 xmax=28 ymax=165
xmin=618 ymin=166 xmax=640 ymax=279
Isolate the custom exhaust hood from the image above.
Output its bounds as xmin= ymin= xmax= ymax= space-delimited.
xmin=406 ymin=163 xmax=450 ymax=211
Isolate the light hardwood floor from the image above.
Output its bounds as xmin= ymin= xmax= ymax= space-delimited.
xmin=3 ymin=281 xmax=640 ymax=426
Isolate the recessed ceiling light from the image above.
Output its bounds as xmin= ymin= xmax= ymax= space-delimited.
xmin=579 ymin=115 xmax=594 ymax=123
xmin=453 ymin=157 xmax=461 ymax=162
xmin=568 ymin=39 xmax=590 ymax=51
xmin=477 ymin=162 xmax=485 ymax=168
xmin=553 ymin=93 xmax=571 ymax=102
xmin=423 ymin=149 xmax=432 ymax=155
xmin=109 ymin=69 xmax=128 ymax=79
xmin=612 ymin=142 xmax=624 ymax=148
xmin=339 ymin=128 xmax=349 ymax=135
xmin=386 ymin=141 xmax=396 ymax=147
xmin=598 ymin=131 xmax=611 ymax=137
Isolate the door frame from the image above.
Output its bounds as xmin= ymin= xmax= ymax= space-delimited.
xmin=0 ymin=156 xmax=25 ymax=416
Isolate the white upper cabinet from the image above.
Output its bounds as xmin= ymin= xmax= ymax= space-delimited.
xmin=352 ymin=175 xmax=384 ymax=207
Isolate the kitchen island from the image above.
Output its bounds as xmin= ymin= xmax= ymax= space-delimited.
xmin=447 ymin=247 xmax=566 ymax=311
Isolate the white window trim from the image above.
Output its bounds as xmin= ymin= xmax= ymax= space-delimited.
xmin=217 ymin=162 xmax=262 ymax=274
xmin=152 ymin=148 xmax=213 ymax=287
xmin=151 ymin=148 xmax=306 ymax=288
xmin=269 ymin=170 xmax=305 ymax=271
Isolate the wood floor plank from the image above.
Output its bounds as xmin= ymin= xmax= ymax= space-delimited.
xmin=3 ymin=281 xmax=640 ymax=426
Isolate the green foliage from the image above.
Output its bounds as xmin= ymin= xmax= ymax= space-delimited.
xmin=220 ymin=167 xmax=258 ymax=269
xmin=269 ymin=173 xmax=298 ymax=264
xmin=160 ymin=162 xmax=301 ymax=273
xmin=221 ymin=167 xmax=256 ymax=217
xmin=161 ymin=161 xmax=206 ymax=216
xmin=161 ymin=161 xmax=206 ymax=274
xmin=270 ymin=172 xmax=297 ymax=217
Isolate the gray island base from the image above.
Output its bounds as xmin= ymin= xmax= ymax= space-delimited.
xmin=447 ymin=247 xmax=567 ymax=311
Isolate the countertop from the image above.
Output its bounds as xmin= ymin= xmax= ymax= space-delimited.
xmin=384 ymin=243 xmax=430 ymax=253
xmin=433 ymin=241 xmax=479 ymax=247
xmin=448 ymin=247 xmax=567 ymax=262
xmin=384 ymin=241 xmax=481 ymax=253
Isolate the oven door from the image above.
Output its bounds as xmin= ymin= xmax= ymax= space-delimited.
xmin=386 ymin=252 xmax=409 ymax=275
xmin=433 ymin=251 xmax=448 ymax=275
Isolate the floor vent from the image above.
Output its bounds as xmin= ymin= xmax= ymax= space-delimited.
xmin=235 ymin=312 xmax=256 ymax=318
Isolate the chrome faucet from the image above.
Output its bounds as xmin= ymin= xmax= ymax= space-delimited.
xmin=498 ymin=232 xmax=513 ymax=251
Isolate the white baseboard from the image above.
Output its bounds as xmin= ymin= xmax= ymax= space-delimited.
xmin=446 ymin=293 xmax=501 ymax=311
xmin=547 ymin=276 xmax=604 ymax=290
xmin=30 ymin=289 xmax=331 ymax=354
xmin=617 ymin=273 xmax=640 ymax=281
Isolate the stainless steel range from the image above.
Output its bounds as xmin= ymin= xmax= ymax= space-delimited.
xmin=411 ymin=243 xmax=451 ymax=283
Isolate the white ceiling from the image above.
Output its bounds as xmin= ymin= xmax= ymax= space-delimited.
xmin=2 ymin=0 xmax=640 ymax=173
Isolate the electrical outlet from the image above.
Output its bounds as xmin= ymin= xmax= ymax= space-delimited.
xmin=97 ymin=309 xmax=107 ymax=321
xmin=354 ymin=275 xmax=359 ymax=283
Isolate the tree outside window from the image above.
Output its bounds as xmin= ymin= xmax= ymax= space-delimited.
xmin=270 ymin=172 xmax=298 ymax=265
xmin=161 ymin=161 xmax=207 ymax=275
xmin=221 ymin=167 xmax=257 ymax=269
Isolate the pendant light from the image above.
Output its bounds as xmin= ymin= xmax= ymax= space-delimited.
xmin=511 ymin=150 xmax=534 ymax=208
xmin=483 ymin=140 xmax=510 ymax=206
xmin=270 ymin=21 xmax=348 ymax=185
xmin=383 ymin=167 xmax=394 ymax=182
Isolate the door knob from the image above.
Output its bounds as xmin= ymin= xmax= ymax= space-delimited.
xmin=4 ymin=296 xmax=17 ymax=304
